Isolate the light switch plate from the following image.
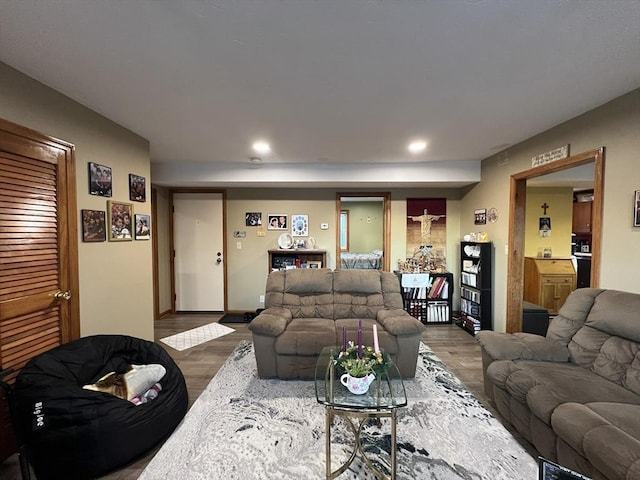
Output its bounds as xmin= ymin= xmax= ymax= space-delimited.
xmin=320 ymin=223 xmax=329 ymax=230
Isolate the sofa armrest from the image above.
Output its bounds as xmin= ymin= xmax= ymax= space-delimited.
xmin=376 ymin=309 xmax=425 ymax=335
xmin=476 ymin=331 xmax=570 ymax=363
xmin=248 ymin=307 xmax=293 ymax=337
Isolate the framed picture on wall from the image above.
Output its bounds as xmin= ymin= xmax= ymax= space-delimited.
xmin=81 ymin=209 xmax=106 ymax=242
xmin=135 ymin=214 xmax=151 ymax=240
xmin=267 ymin=214 xmax=288 ymax=230
xmin=245 ymin=212 xmax=262 ymax=226
xmin=88 ymin=162 xmax=112 ymax=197
xmin=474 ymin=208 xmax=487 ymax=225
xmin=634 ymin=190 xmax=640 ymax=227
xmin=291 ymin=214 xmax=308 ymax=236
xmin=107 ymin=201 xmax=133 ymax=241
xmin=129 ymin=174 xmax=146 ymax=202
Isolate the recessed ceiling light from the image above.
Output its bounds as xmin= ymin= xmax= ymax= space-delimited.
xmin=252 ymin=141 xmax=271 ymax=155
xmin=407 ymin=140 xmax=427 ymax=154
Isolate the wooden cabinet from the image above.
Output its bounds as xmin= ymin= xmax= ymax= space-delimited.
xmin=524 ymin=257 xmax=576 ymax=315
xmin=268 ymin=249 xmax=327 ymax=273
xmin=572 ymin=201 xmax=592 ymax=233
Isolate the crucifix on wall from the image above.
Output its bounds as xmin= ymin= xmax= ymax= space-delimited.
xmin=541 ymin=202 xmax=550 ymax=215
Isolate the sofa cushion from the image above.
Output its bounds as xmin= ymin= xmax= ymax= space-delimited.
xmin=248 ymin=307 xmax=292 ymax=336
xmin=552 ymin=402 xmax=640 ymax=480
xmin=546 ymin=288 xmax=602 ymax=347
xmin=284 ymin=268 xmax=333 ymax=294
xmin=561 ymin=290 xmax=640 ymax=395
xmin=487 ymin=360 xmax=640 ymax=425
xmin=274 ymin=318 xmax=336 ymax=356
xmin=376 ymin=309 xmax=425 ymax=336
xmin=333 ymin=269 xmax=382 ymax=294
xmin=583 ymin=290 xmax=640 ymax=342
xmin=476 ymin=331 xmax=569 ymax=363
xmin=333 ymin=270 xmax=384 ymax=320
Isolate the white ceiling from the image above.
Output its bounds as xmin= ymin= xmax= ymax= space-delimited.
xmin=1 ymin=1 xmax=639 ymax=187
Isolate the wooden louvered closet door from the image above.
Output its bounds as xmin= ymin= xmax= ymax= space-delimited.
xmin=0 ymin=118 xmax=79 ymax=461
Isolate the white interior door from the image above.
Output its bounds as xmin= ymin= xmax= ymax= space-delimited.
xmin=173 ymin=193 xmax=224 ymax=311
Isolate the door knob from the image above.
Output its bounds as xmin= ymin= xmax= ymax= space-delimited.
xmin=53 ymin=290 xmax=71 ymax=300
xmin=216 ymin=258 xmax=222 ymax=264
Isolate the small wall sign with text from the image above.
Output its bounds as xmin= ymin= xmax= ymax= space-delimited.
xmin=531 ymin=145 xmax=570 ymax=168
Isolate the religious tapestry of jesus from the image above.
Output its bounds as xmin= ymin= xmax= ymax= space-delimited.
xmin=405 ymin=198 xmax=447 ymax=271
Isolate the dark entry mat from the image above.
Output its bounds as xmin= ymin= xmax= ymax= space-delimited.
xmin=220 ymin=313 xmax=253 ymax=324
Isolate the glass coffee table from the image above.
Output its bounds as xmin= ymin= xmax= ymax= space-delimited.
xmin=314 ymin=346 xmax=407 ymax=480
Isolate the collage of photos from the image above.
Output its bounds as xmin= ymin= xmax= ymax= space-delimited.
xmin=82 ymin=162 xmax=149 ymax=242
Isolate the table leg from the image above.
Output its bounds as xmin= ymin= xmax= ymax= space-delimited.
xmin=325 ymin=407 xmax=332 ymax=480
xmin=391 ymin=408 xmax=397 ymax=480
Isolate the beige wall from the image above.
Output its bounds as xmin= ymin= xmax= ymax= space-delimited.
xmin=462 ymin=89 xmax=640 ymax=332
xmin=0 ymin=63 xmax=154 ymax=340
xmin=525 ymin=187 xmax=574 ymax=258
xmin=343 ymin=201 xmax=384 ymax=252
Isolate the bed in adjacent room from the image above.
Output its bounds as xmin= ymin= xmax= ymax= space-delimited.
xmin=340 ymin=250 xmax=383 ymax=269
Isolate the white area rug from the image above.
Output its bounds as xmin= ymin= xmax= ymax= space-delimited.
xmin=159 ymin=322 xmax=234 ymax=351
xmin=140 ymin=341 xmax=538 ymax=479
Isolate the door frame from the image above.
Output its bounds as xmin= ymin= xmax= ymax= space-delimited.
xmin=168 ymin=188 xmax=227 ymax=313
xmin=506 ymin=147 xmax=604 ymax=333
xmin=335 ymin=192 xmax=391 ymax=271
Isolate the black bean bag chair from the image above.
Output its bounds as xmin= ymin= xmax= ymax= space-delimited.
xmin=14 ymin=335 xmax=188 ymax=479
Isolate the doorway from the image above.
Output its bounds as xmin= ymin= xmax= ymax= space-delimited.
xmin=170 ymin=191 xmax=226 ymax=312
xmin=506 ymin=148 xmax=604 ymax=332
xmin=336 ymin=192 xmax=391 ymax=271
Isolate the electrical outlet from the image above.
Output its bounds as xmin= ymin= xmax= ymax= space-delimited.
xmin=236 ymin=241 xmax=242 ymax=250
xmin=259 ymin=295 xmax=265 ymax=303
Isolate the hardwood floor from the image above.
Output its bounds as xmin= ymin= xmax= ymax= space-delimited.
xmin=0 ymin=316 xmax=537 ymax=479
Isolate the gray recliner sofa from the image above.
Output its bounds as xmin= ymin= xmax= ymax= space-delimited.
xmin=248 ymin=268 xmax=425 ymax=379
xmin=477 ymin=288 xmax=640 ymax=480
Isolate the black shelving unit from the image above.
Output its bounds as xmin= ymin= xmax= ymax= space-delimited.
xmin=458 ymin=242 xmax=493 ymax=335
xmin=397 ymin=272 xmax=453 ymax=324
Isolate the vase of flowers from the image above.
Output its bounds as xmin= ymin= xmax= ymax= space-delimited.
xmin=335 ymin=342 xmax=388 ymax=395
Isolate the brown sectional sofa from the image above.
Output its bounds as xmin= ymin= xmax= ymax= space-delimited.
xmin=477 ymin=288 xmax=640 ymax=480
xmin=248 ymin=268 xmax=425 ymax=379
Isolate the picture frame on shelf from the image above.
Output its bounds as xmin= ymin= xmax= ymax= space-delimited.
xmin=291 ymin=214 xmax=308 ymax=236
xmin=307 ymin=261 xmax=322 ymax=269
xmin=267 ymin=214 xmax=288 ymax=230
xmin=135 ymin=214 xmax=151 ymax=240
xmin=81 ymin=209 xmax=106 ymax=242
xmin=634 ymin=190 xmax=640 ymax=227
xmin=129 ymin=174 xmax=146 ymax=202
xmin=88 ymin=162 xmax=112 ymax=197
xmin=107 ymin=201 xmax=133 ymax=241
